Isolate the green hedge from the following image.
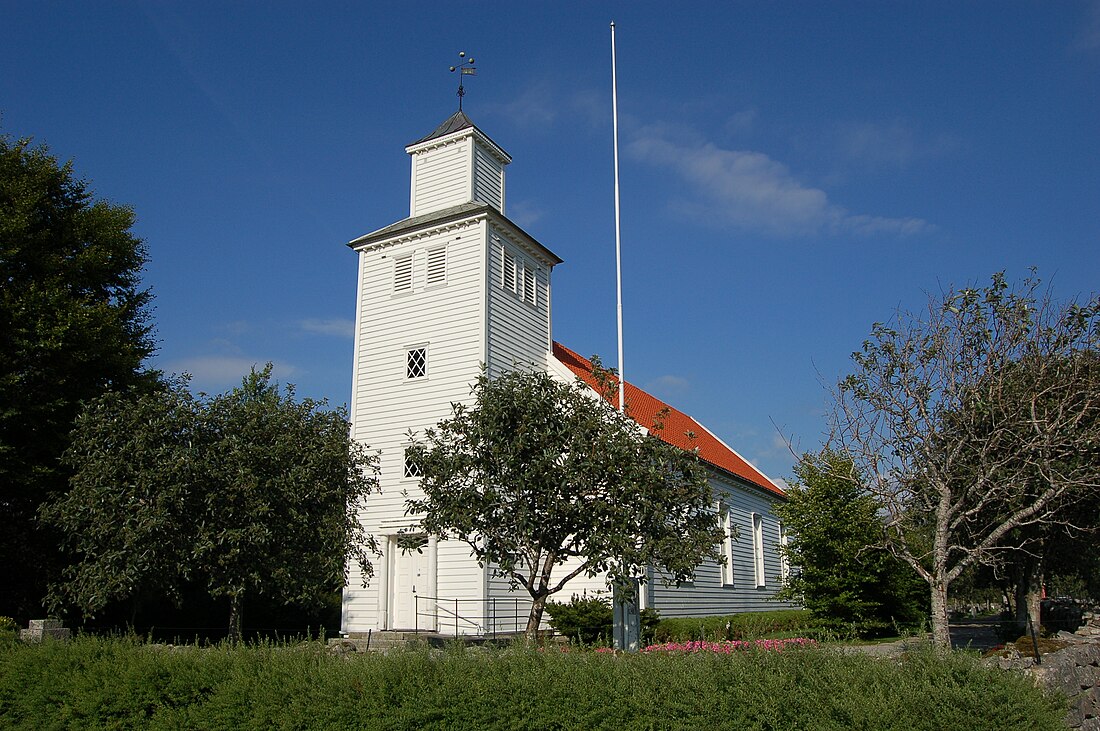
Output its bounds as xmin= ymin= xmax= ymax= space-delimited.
xmin=0 ymin=636 xmax=1065 ymax=730
xmin=652 ymin=609 xmax=818 ymax=642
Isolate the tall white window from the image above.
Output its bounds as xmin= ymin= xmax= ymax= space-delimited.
xmin=406 ymin=346 xmax=427 ymax=379
xmin=752 ymin=513 xmax=765 ymax=588
xmin=393 ymin=254 xmax=413 ymax=293
xmin=778 ymin=521 xmax=790 ymax=582
xmin=426 ymin=246 xmax=447 ymax=286
xmin=720 ymin=504 xmax=734 ymax=586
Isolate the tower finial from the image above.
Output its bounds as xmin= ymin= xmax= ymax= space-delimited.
xmin=449 ymin=51 xmax=477 ymax=111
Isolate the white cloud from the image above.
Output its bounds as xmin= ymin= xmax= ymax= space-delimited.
xmin=724 ymin=109 xmax=758 ymax=136
xmin=647 ymin=374 xmax=690 ymax=396
xmin=298 ymin=318 xmax=355 ymax=338
xmin=506 ymin=199 xmax=547 ymax=230
xmin=831 ymin=119 xmax=956 ymax=169
xmin=628 ymin=126 xmax=931 ymax=238
xmin=484 ymin=82 xmax=558 ymax=129
xmin=485 ymin=83 xmax=608 ymax=134
xmin=220 ymin=320 xmax=251 ymax=337
xmin=165 ymin=355 xmax=299 ymax=393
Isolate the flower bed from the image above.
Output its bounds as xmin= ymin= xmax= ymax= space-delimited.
xmin=642 ymin=637 xmax=818 ymax=653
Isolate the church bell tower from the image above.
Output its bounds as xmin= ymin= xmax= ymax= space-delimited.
xmin=340 ymin=106 xmax=563 ymax=633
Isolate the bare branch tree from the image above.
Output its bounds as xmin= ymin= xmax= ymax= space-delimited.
xmin=831 ymin=271 xmax=1100 ymax=647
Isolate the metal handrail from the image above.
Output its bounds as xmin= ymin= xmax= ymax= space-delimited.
xmin=412 ymin=595 xmax=533 ymax=638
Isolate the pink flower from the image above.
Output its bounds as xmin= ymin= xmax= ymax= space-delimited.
xmin=641 ymin=638 xmax=817 ymax=654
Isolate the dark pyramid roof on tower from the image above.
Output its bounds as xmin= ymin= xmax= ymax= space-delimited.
xmin=409 ymin=110 xmax=475 ymax=145
xmin=407 ymin=110 xmax=510 ymax=161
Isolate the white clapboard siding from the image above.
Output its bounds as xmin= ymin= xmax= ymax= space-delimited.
xmin=410 ymin=137 xmax=470 ymax=217
xmin=648 ymin=475 xmax=798 ymax=618
xmin=473 ymin=144 xmax=504 ymax=212
xmin=343 ymin=219 xmax=490 ymax=632
xmin=484 ymin=554 xmax=611 ymax=633
xmin=486 ymin=229 xmax=551 ymax=376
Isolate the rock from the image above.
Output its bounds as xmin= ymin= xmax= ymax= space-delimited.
xmin=19 ymin=618 xmax=69 ymax=642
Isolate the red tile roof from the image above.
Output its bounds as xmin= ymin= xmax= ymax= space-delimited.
xmin=552 ymin=342 xmax=785 ymax=498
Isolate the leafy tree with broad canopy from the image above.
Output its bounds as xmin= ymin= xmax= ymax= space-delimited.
xmin=831 ymin=271 xmax=1100 ymax=648
xmin=43 ymin=367 xmax=379 ymax=642
xmin=406 ymin=366 xmax=725 ymax=640
xmin=933 ymin=351 xmax=1100 ymax=634
xmin=774 ymin=450 xmax=927 ymax=637
xmin=1 ymin=133 xmax=157 ymax=621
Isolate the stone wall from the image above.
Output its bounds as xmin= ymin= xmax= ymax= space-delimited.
xmin=988 ymin=607 xmax=1100 ymax=730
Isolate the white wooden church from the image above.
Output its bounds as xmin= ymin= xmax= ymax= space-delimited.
xmin=340 ymin=109 xmax=794 ymax=636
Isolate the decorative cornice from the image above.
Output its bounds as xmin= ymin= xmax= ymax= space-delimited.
xmin=353 ymin=215 xmax=483 ymax=254
xmin=406 ymin=126 xmax=510 ymax=166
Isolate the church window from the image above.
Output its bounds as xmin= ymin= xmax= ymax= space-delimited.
xmin=720 ymin=503 xmax=735 ymax=586
xmin=403 ymin=448 xmax=423 ymax=479
xmin=502 ymin=246 xmax=516 ymax=292
xmin=523 ymin=265 xmax=536 ymax=306
xmin=752 ymin=513 xmax=765 ymax=588
xmin=778 ymin=521 xmax=790 ymax=582
xmin=406 ymin=346 xmax=427 ymax=379
xmin=426 ymin=246 xmax=447 ymax=286
xmin=394 ymin=254 xmax=413 ymax=293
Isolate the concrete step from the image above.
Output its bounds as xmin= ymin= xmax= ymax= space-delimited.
xmin=329 ymin=630 xmax=527 ymax=654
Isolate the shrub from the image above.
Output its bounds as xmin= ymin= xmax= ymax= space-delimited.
xmin=652 ymin=609 xmax=817 ymax=642
xmin=0 ymin=617 xmax=17 ymax=646
xmin=545 ymin=595 xmax=661 ymax=645
xmin=0 ymin=637 xmax=1066 ymax=730
xmin=546 ymin=595 xmax=612 ymax=644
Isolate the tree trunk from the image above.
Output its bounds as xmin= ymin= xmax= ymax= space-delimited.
xmin=228 ymin=593 xmax=243 ymax=644
xmin=1025 ymin=561 xmax=1043 ymax=635
xmin=525 ymin=594 xmax=547 ymax=643
xmin=1013 ymin=554 xmax=1042 ymax=636
xmin=930 ymin=579 xmax=951 ymax=648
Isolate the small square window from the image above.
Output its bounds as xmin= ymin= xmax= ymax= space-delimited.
xmin=403 ymin=449 xmax=423 ymax=479
xmin=406 ymin=347 xmax=427 ymax=379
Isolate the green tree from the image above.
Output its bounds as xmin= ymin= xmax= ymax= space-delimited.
xmin=935 ymin=352 xmax=1100 ymax=634
xmin=832 ymin=272 xmax=1100 ymax=647
xmin=43 ymin=368 xmax=378 ymax=642
xmin=406 ymin=367 xmax=725 ymax=640
xmin=0 ymin=134 xmax=156 ymax=621
xmin=774 ymin=450 xmax=926 ymax=637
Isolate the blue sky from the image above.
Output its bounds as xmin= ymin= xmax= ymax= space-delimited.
xmin=3 ymin=2 xmax=1098 ymax=482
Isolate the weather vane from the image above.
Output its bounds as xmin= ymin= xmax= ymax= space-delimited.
xmin=450 ymin=51 xmax=477 ymax=111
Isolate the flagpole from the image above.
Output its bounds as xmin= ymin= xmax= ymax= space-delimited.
xmin=610 ymin=20 xmax=640 ymax=654
xmin=611 ymin=21 xmax=625 ymax=416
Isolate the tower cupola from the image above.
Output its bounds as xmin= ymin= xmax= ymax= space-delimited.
xmin=404 ymin=110 xmax=511 ymax=217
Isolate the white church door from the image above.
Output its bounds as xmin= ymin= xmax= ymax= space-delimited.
xmin=391 ymin=535 xmax=433 ymax=630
